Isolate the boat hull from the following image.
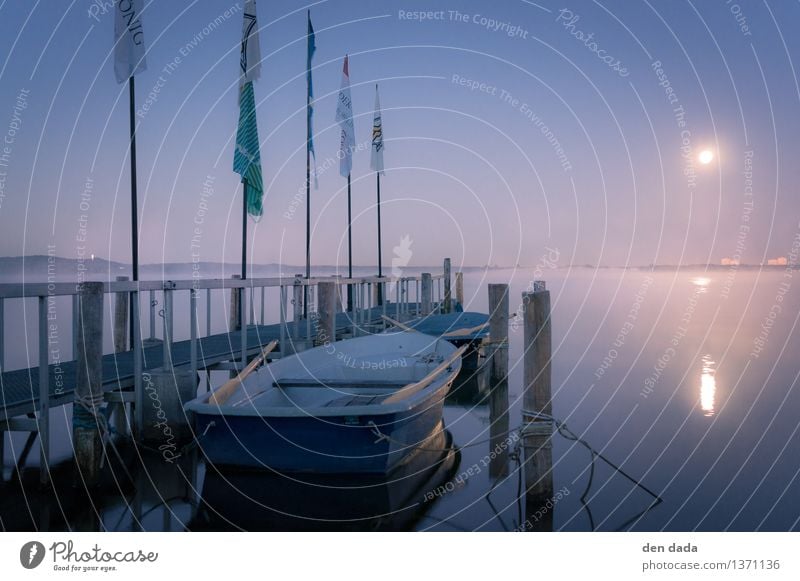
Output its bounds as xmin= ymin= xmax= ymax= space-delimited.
xmin=193 ymin=377 xmax=452 ymax=474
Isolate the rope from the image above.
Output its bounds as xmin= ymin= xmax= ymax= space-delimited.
xmin=73 ymin=392 xmax=111 ymax=469
xmin=520 ymin=409 xmax=663 ymax=505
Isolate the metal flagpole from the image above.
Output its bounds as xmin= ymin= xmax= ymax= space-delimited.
xmin=304 ymin=10 xmax=313 ymax=319
xmin=305 ymin=101 xmax=311 ymax=319
xmin=128 ymin=76 xmax=139 ymax=347
xmin=242 ymin=179 xmax=248 ymax=281
xmin=376 ymin=171 xmax=383 ymax=305
xmin=347 ymin=173 xmax=353 ymax=311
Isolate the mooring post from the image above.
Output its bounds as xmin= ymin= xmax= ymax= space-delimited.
xmin=455 ymin=272 xmax=464 ymax=308
xmin=292 ymin=274 xmax=303 ymax=340
xmin=522 ymin=283 xmax=554 ymax=502
xmin=111 ymin=277 xmax=131 ymax=437
xmin=132 ymin=289 xmax=143 ymax=436
xmin=38 ymin=295 xmax=50 ymax=485
xmin=113 ymin=275 xmax=129 ymax=352
xmin=279 ymin=284 xmax=287 ymax=357
xmin=488 ymin=284 xmax=509 ymax=383
xmin=190 ymin=289 xmax=198 ymax=381
xmin=421 ymin=273 xmax=433 ymax=316
xmin=487 ymin=284 xmax=510 ymax=478
xmin=229 ymin=274 xmax=242 ymax=332
xmin=73 ymin=281 xmax=104 ymax=486
xmin=334 ymin=275 xmax=344 ymax=313
xmin=162 ymin=286 xmax=174 ymax=371
xmin=443 ymin=258 xmax=452 ymax=313
xmin=316 ymin=281 xmax=336 ymax=347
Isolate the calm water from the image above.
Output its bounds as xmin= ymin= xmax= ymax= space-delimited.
xmin=2 ymin=265 xmax=799 ymax=531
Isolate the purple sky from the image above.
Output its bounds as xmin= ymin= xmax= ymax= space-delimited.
xmin=0 ymin=0 xmax=798 ymax=271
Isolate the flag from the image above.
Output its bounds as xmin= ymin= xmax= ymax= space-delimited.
xmin=335 ymin=55 xmax=355 ymax=177
xmin=307 ymin=11 xmax=318 ymax=186
xmin=233 ymin=1 xmax=263 ymax=217
xmin=114 ymin=0 xmax=147 ymax=83
xmin=370 ymin=84 xmax=384 ymax=174
xmin=239 ymin=0 xmax=261 ymax=85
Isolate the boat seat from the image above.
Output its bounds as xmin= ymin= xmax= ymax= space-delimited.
xmin=273 ymin=379 xmax=408 ymax=388
xmin=324 ymin=394 xmax=388 ymax=407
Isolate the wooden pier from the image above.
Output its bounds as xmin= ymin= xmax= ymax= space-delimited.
xmin=0 ymin=264 xmax=455 ymax=485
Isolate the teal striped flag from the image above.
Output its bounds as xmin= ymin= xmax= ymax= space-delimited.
xmin=234 ymin=82 xmax=263 ymax=217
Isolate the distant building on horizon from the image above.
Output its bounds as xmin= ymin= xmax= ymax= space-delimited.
xmin=766 ymin=257 xmax=788 ymax=266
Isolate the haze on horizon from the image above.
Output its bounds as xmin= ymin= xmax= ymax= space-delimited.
xmin=0 ymin=0 xmax=798 ymax=273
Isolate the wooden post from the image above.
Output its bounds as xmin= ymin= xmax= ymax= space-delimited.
xmin=488 ymin=284 xmax=510 ymax=479
xmin=455 ymin=272 xmax=464 ymax=308
xmin=229 ymin=274 xmax=242 ymax=331
xmin=292 ymin=274 xmax=303 ymax=340
xmin=38 ymin=296 xmax=50 ymax=485
xmin=112 ymin=276 xmax=131 ymax=436
xmin=488 ymin=284 xmax=509 ymax=383
xmin=73 ymin=281 xmax=104 ymax=486
xmin=443 ymin=258 xmax=452 ymax=313
xmin=421 ymin=273 xmax=432 ymax=316
xmin=522 ymin=285 xmax=554 ymax=502
xmin=316 ymin=281 xmax=336 ymax=347
xmin=113 ymin=275 xmax=129 ymax=352
xmin=334 ymin=275 xmax=344 ymax=313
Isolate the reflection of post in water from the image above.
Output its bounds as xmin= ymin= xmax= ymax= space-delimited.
xmin=131 ymin=450 xmax=196 ymax=531
xmin=521 ymin=284 xmax=554 ymax=529
xmin=487 ymin=284 xmax=509 ymax=478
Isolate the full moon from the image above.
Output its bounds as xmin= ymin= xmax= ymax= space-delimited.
xmin=699 ymin=150 xmax=714 ymax=164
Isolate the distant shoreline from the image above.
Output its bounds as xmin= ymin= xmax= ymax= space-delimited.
xmin=0 ymin=255 xmax=795 ymax=274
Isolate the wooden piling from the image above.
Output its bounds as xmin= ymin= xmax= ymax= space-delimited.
xmin=113 ymin=275 xmax=129 ymax=352
xmin=488 ymin=284 xmax=509 ymax=382
xmin=229 ymin=274 xmax=242 ymax=331
xmin=316 ymin=281 xmax=336 ymax=347
xmin=73 ymin=281 xmax=104 ymax=486
xmin=334 ymin=275 xmax=344 ymax=313
xmin=443 ymin=258 xmax=452 ymax=313
xmin=455 ymin=271 xmax=464 ymax=308
xmin=292 ymin=274 xmax=303 ymax=340
xmin=522 ymin=286 xmax=554 ymax=501
xmin=421 ymin=273 xmax=432 ymax=316
xmin=488 ymin=283 xmax=510 ymax=478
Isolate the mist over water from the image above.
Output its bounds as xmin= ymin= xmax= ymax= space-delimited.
xmin=2 ymin=264 xmax=798 ymax=530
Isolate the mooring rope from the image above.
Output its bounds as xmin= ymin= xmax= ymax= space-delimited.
xmin=520 ymin=409 xmax=663 ymax=505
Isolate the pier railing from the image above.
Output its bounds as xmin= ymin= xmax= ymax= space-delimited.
xmin=0 ymin=263 xmax=453 ymax=484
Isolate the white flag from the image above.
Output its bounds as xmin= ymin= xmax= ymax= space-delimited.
xmin=114 ymin=0 xmax=147 ymax=84
xmin=370 ymin=84 xmax=384 ymax=174
xmin=239 ymin=0 xmax=261 ymax=85
xmin=335 ymin=55 xmax=355 ymax=177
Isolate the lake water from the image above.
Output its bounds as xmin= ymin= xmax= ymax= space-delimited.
xmin=2 ymin=264 xmax=799 ymax=531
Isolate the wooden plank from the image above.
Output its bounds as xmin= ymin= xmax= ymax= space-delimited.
xmin=382 ymin=345 xmax=467 ymax=404
xmin=208 ymin=340 xmax=277 ymax=405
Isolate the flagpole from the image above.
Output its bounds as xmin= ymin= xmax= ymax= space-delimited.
xmin=305 ymin=90 xmax=311 ymax=319
xmin=242 ymin=179 xmax=248 ymax=281
xmin=376 ymin=171 xmax=383 ymax=305
xmin=347 ymin=173 xmax=353 ymax=311
xmin=128 ymin=75 xmax=138 ymax=347
xmin=304 ymin=10 xmax=312 ymax=319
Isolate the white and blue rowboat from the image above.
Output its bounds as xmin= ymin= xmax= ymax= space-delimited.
xmin=382 ymin=311 xmax=489 ymax=372
xmin=185 ymin=332 xmax=466 ymax=474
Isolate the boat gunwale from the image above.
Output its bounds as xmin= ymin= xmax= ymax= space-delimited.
xmin=185 ymin=363 xmax=459 ymax=418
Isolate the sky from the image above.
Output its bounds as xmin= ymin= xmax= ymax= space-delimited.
xmin=0 ymin=0 xmax=798 ymax=271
